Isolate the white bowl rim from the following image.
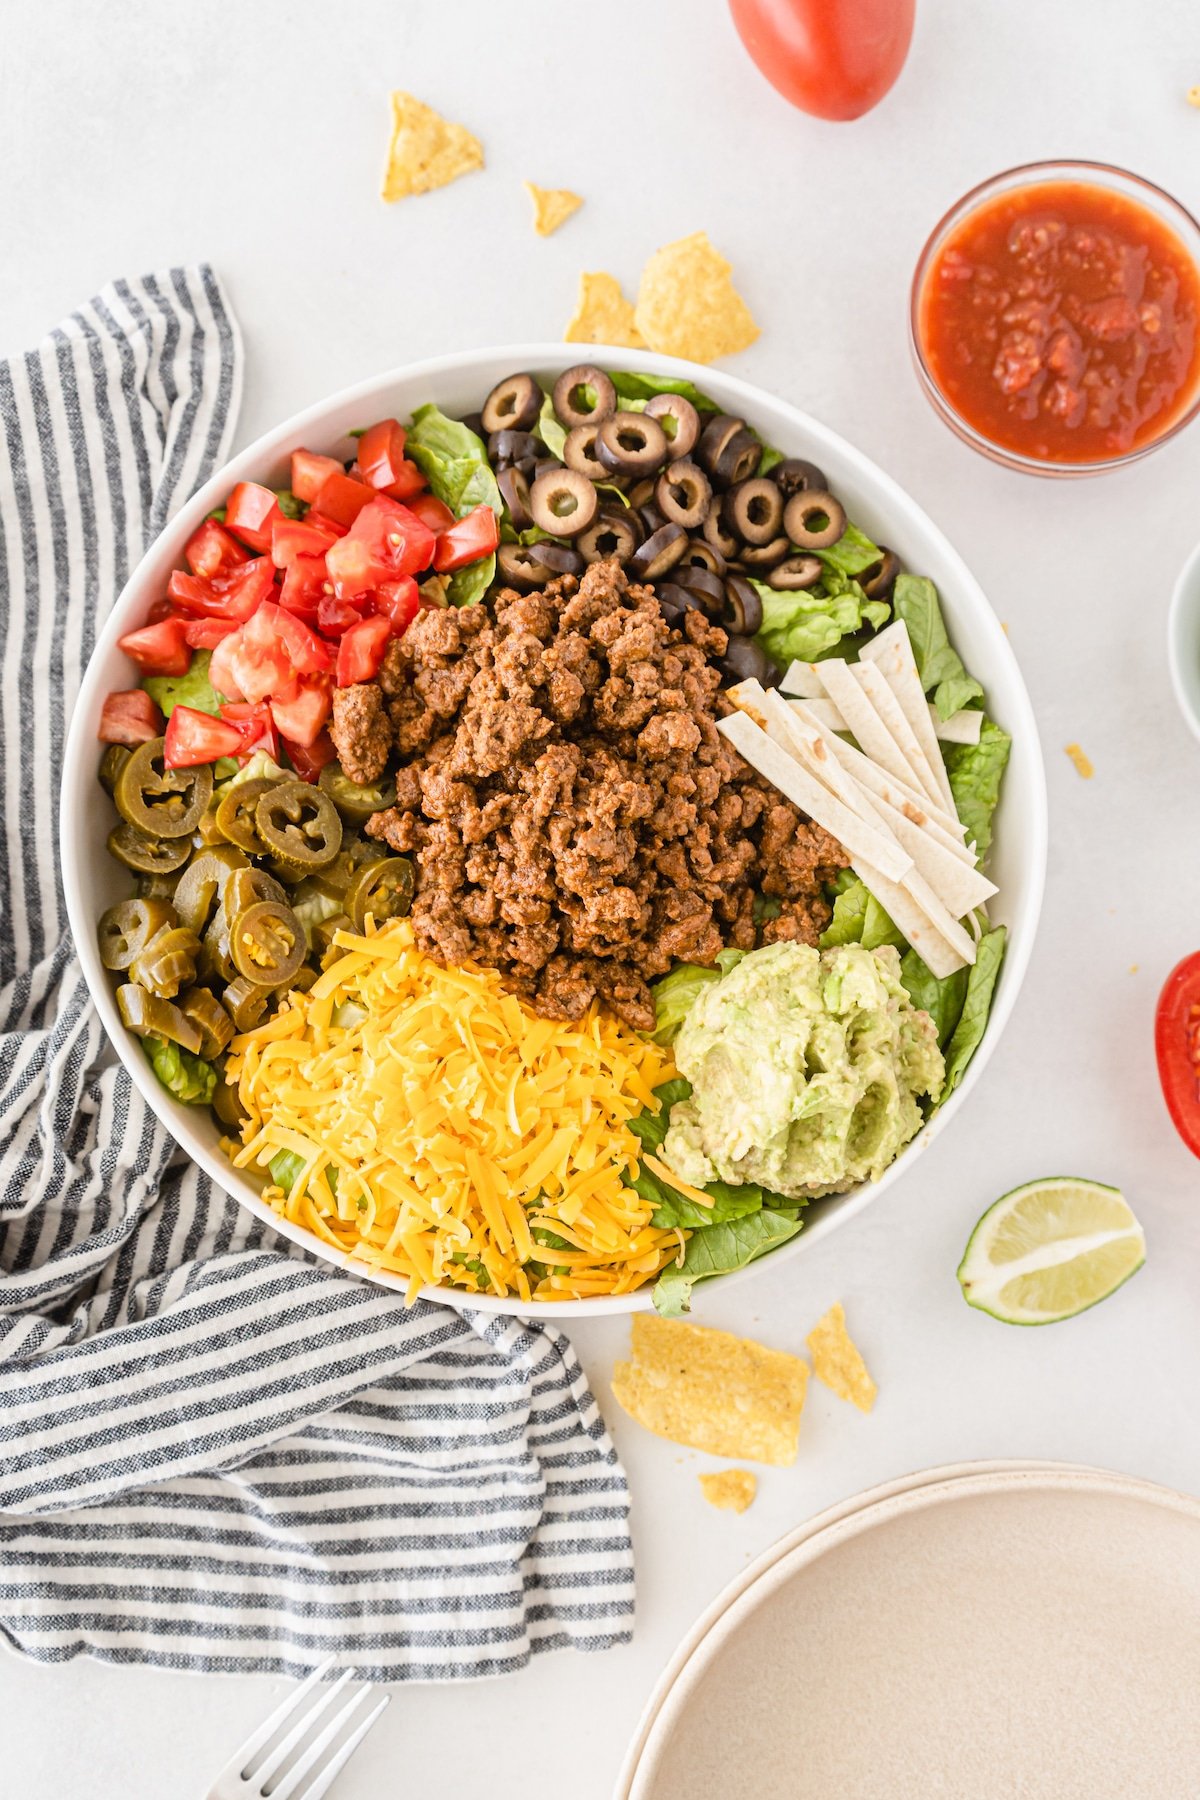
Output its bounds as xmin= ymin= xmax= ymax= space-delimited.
xmin=1167 ymin=537 xmax=1200 ymax=745
xmin=60 ymin=340 xmax=1048 ymax=1319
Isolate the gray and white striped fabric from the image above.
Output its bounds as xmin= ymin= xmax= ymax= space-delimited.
xmin=0 ymin=267 xmax=634 ymax=1679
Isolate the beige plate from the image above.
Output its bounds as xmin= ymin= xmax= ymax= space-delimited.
xmin=620 ymin=1463 xmax=1200 ymax=1800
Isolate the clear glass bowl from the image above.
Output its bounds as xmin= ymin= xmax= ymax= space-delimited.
xmin=910 ymin=159 xmax=1200 ymax=477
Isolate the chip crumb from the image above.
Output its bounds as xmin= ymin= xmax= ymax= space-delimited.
xmin=1064 ymin=743 xmax=1094 ymax=779
xmin=806 ymin=1303 xmax=877 ymax=1413
xmin=1189 ymin=85 xmax=1200 ymax=107
xmin=611 ymin=1314 xmax=808 ymax=1466
xmin=380 ymin=92 xmax=484 ymax=202
xmin=634 ymin=230 xmax=759 ymax=364
xmin=1001 ymin=621 xmax=1009 ymax=634
xmin=564 ymin=271 xmax=645 ymax=347
xmin=1130 ymin=963 xmax=1139 ymax=974
xmin=525 ymin=182 xmax=583 ymax=237
xmin=700 ymin=1470 xmax=757 ymax=1514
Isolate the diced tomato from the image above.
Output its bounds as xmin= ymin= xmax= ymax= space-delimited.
xmin=117 ymin=616 xmax=191 ymax=676
xmin=304 ymin=509 xmax=349 ymax=538
xmin=98 ymin=689 xmax=163 ymax=746
xmin=164 ymin=704 xmax=246 ymax=768
xmin=325 ymin=496 xmax=437 ymax=599
xmin=182 ymin=617 xmax=237 ymax=649
xmin=185 ymin=519 xmax=249 ymax=579
xmin=146 ymin=595 xmax=174 ymax=623
xmin=291 ymin=449 xmax=343 ymax=505
xmin=207 ymin=630 xmax=245 ymax=702
xmin=373 ymin=576 xmax=420 ymax=636
xmin=336 ymin=615 xmax=392 ymax=687
xmin=317 ymin=592 xmax=363 ymax=635
xmin=433 ymin=503 xmax=500 ymax=573
xmin=224 ymin=482 xmax=284 ymax=553
xmin=283 ymin=729 xmax=337 ymax=781
xmin=270 ymin=515 xmax=338 ymax=569
xmin=405 ymin=493 xmax=456 ymax=534
xmin=167 ymin=556 xmax=276 ymax=623
xmin=270 ymin=679 xmax=331 ymax=747
xmin=357 ymin=419 xmax=408 ymax=490
xmin=268 ymin=605 xmax=333 ymax=676
xmin=311 ymin=469 xmax=374 ymax=529
xmin=220 ymin=700 xmax=281 ymax=765
xmin=279 ymin=554 xmax=330 ymax=621
xmin=381 ymin=458 xmax=427 ymax=501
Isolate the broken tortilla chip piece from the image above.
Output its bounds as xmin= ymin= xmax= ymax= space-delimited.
xmin=564 ymin=271 xmax=645 ymax=347
xmin=1064 ymin=743 xmax=1094 ymax=779
xmin=700 ymin=1470 xmax=758 ymax=1513
xmin=806 ymin=1303 xmax=877 ymax=1413
xmin=634 ymin=230 xmax=759 ymax=364
xmin=525 ymin=182 xmax=583 ymax=237
xmin=381 ymin=92 xmax=484 ymax=203
xmin=611 ymin=1314 xmax=807 ymax=1466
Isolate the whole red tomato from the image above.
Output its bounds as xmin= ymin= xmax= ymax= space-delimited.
xmin=728 ymin=0 xmax=915 ymax=121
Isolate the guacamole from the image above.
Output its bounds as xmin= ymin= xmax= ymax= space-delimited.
xmin=662 ymin=941 xmax=944 ymax=1200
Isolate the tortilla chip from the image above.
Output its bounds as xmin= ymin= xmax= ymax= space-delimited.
xmin=634 ymin=231 xmax=759 ymax=364
xmin=1189 ymin=85 xmax=1200 ymax=107
xmin=806 ymin=1303 xmax=877 ymax=1413
xmin=611 ymin=1314 xmax=807 ymax=1466
xmin=1065 ymin=743 xmax=1094 ymax=779
xmin=525 ymin=182 xmax=583 ymax=237
xmin=380 ymin=92 xmax=484 ymax=203
xmin=699 ymin=1470 xmax=757 ymax=1513
xmin=564 ymin=271 xmax=645 ymax=348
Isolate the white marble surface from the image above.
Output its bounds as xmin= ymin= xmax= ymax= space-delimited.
xmin=5 ymin=1 xmax=1200 ymax=1794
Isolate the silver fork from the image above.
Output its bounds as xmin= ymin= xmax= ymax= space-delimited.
xmin=206 ymin=1655 xmax=390 ymax=1800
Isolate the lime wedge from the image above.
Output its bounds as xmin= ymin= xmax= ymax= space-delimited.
xmin=957 ymin=1178 xmax=1145 ymax=1325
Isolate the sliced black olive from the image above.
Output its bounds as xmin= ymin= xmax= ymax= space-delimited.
xmin=719 ymin=638 xmax=780 ymax=687
xmin=496 ymin=465 xmax=533 ymax=532
xmin=644 ymin=393 xmax=701 ymax=461
xmin=627 ymin=477 xmax=657 ymax=510
xmin=530 ymin=468 xmax=598 ymax=538
xmin=639 ymin=501 xmax=667 ymax=536
xmin=771 ymin=457 xmax=829 ymax=499
xmin=722 ymin=576 xmax=764 ymax=636
xmin=528 ymin=540 xmax=584 ymax=576
xmin=713 ymin=429 xmax=761 ymax=491
xmin=739 ymin=534 xmax=791 ymax=570
xmin=596 ymin=411 xmax=669 ymax=478
xmin=523 ymin=454 xmax=563 ymax=483
xmin=861 ymin=546 xmax=902 ymax=601
xmin=552 ymin=365 xmax=617 ymax=430
xmin=576 ymin=509 xmax=641 ymax=566
xmin=655 ymin=582 xmax=704 ymax=623
xmin=628 ymin=521 xmax=688 ymax=581
xmin=702 ymin=506 xmax=740 ymax=560
xmin=784 ymin=490 xmax=847 ymax=550
xmin=677 ymin=537 xmax=726 ymax=579
xmin=563 ymin=424 xmax=608 ymax=481
xmin=497 ymin=544 xmax=548 ymax=588
xmin=481 ymin=373 xmax=542 ymax=435
xmin=697 ymin=414 xmax=744 ymax=478
xmin=675 ymin=565 xmax=726 ymax=615
xmin=655 ymin=460 xmax=712 ymax=530
xmin=488 ymin=427 xmax=539 ymax=467
xmin=768 ymin=553 xmax=824 ymax=591
xmin=723 ymin=477 xmax=784 ymax=546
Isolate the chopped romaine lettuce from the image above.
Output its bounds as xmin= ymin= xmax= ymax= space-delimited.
xmin=891 ymin=574 xmax=984 ymax=720
xmin=142 ymin=648 xmax=223 ymax=720
xmin=898 ymin=949 xmax=969 ymax=1051
xmin=533 ymin=389 xmax=567 ymax=460
xmin=406 ymin=404 xmax=501 ymax=520
xmin=943 ymin=720 xmax=1011 ymax=861
xmin=754 ymin=578 xmax=889 ymax=668
xmin=653 ymin=1209 xmax=804 ymax=1316
xmin=941 ymin=926 xmax=1007 ymax=1096
xmin=144 ymin=1035 xmax=216 ymax=1106
xmin=273 ymin=489 xmax=306 ymax=520
xmin=815 ymin=521 xmax=883 ymax=579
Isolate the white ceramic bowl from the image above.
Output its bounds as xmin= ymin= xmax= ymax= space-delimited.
xmin=61 ymin=343 xmax=1047 ymax=1318
xmin=1168 ymin=538 xmax=1200 ymax=743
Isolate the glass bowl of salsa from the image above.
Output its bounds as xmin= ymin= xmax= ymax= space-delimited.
xmin=911 ymin=160 xmax=1200 ymax=476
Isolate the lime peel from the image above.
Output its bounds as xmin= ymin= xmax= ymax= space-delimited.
xmin=957 ymin=1177 xmax=1145 ymax=1326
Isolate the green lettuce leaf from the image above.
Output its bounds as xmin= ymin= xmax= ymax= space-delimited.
xmin=899 ymin=949 xmax=969 ymax=1050
xmin=143 ymin=648 xmax=223 ymax=720
xmin=447 ymin=554 xmax=495 ymax=607
xmin=609 ymin=373 xmax=720 ymax=410
xmin=815 ymin=522 xmax=883 ymax=578
xmin=820 ymin=877 xmax=869 ymax=947
xmin=273 ymin=488 xmax=306 ymax=520
xmin=653 ymin=1209 xmax=804 ymax=1315
xmin=648 ymin=950 xmax=743 ymax=1046
xmin=861 ymin=894 xmax=905 ymax=951
xmin=941 ymin=926 xmax=1007 ymax=1096
xmin=891 ymin=574 xmax=984 ymax=720
xmin=534 ymin=388 xmax=567 ymax=459
xmin=405 ymin=405 xmax=501 ymax=607
xmin=943 ymin=720 xmax=1011 ymax=861
xmin=755 ymin=581 xmax=889 ymax=669
xmin=144 ymin=1035 xmax=216 ymax=1106
xmin=626 ymin=1077 xmax=791 ymax=1233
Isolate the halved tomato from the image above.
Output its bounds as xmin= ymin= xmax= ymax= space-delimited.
xmin=405 ymin=493 xmax=455 ymax=535
xmin=335 ymin=615 xmax=392 ymax=687
xmin=325 ymin=497 xmax=436 ymax=598
xmin=291 ymin=449 xmax=343 ymax=505
xmin=373 ymin=576 xmax=420 ymax=636
xmin=185 ymin=519 xmax=249 ymax=579
xmin=432 ymin=502 xmax=500 ymax=572
xmin=98 ymin=690 xmax=163 ymax=745
xmin=283 ymin=729 xmax=337 ymax=781
xmin=164 ymin=704 xmax=246 ymax=768
xmin=270 ymin=515 xmax=338 ymax=569
xmin=225 ymin=482 xmax=284 ymax=554
xmin=311 ymin=470 xmax=374 ymax=529
xmin=270 ymin=680 xmax=332 ymax=747
xmin=1156 ymin=952 xmax=1200 ymax=1160
xmin=118 ymin=616 xmax=191 ymax=675
xmin=167 ymin=556 xmax=276 ymax=623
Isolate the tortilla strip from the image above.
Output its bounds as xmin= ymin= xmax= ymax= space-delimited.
xmin=852 ymin=660 xmax=946 ymax=810
xmin=858 ymin=621 xmax=957 ymax=811
xmin=934 ymin=708 xmax=983 ymax=745
xmin=816 ymin=660 xmax=939 ymax=806
xmin=852 ymin=859 xmax=973 ymax=978
xmin=717 ymin=711 xmax=912 ymax=881
xmin=785 ymin=698 xmax=968 ymax=854
xmin=780 ymin=660 xmax=826 ymax=700
xmin=786 ymin=695 xmax=845 ymax=734
xmin=785 ymin=691 xmax=983 ymax=748
xmin=865 ymin=793 xmax=996 ymax=915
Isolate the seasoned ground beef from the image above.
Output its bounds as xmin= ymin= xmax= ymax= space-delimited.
xmin=331 ymin=559 xmax=848 ymax=1030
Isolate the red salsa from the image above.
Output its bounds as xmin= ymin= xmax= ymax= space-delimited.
xmin=918 ymin=180 xmax=1200 ymax=464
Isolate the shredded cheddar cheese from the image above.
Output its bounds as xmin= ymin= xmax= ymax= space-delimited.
xmin=226 ymin=919 xmax=684 ymax=1302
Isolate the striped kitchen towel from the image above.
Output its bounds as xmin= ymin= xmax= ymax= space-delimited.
xmin=0 ymin=268 xmax=634 ymax=1679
